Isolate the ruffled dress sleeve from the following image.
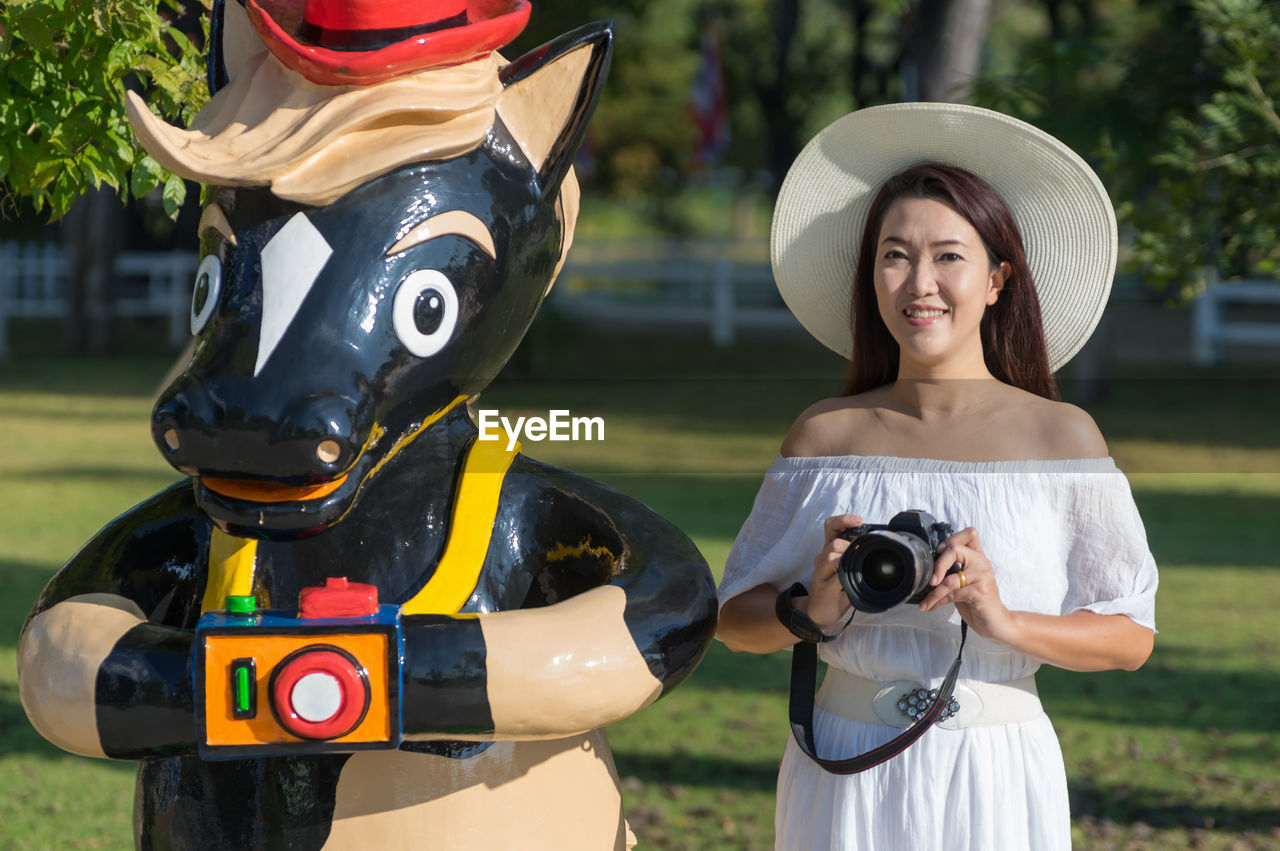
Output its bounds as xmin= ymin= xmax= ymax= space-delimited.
xmin=718 ymin=460 xmax=829 ymax=612
xmin=1058 ymin=465 xmax=1159 ymax=631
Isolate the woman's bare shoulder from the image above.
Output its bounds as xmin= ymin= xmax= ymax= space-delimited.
xmin=779 ymin=390 xmax=889 ymax=458
xmin=1017 ymin=392 xmax=1110 ymax=459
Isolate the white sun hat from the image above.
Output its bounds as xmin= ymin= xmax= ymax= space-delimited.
xmin=770 ymin=102 xmax=1118 ymax=371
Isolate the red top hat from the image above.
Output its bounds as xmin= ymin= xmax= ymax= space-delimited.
xmin=246 ymin=0 xmax=532 ymax=86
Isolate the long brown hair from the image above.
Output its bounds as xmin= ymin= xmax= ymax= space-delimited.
xmin=841 ymin=163 xmax=1058 ymax=400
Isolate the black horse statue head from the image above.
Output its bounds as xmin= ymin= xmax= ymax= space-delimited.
xmin=130 ymin=2 xmax=610 ymax=540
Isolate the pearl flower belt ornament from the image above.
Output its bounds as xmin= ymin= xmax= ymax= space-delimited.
xmin=897 ymin=687 xmax=962 ymax=723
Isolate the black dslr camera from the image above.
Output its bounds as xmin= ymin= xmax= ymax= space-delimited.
xmin=835 ymin=510 xmax=955 ymax=613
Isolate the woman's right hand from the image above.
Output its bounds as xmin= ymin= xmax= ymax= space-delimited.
xmin=808 ymin=514 xmax=862 ymax=630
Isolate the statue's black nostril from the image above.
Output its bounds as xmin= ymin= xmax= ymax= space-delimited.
xmin=277 ymin=394 xmax=359 ymax=472
xmin=153 ymin=400 xmax=184 ymax=456
xmin=316 ymin=439 xmax=342 ymax=465
xmin=152 ymin=383 xmax=207 ymax=465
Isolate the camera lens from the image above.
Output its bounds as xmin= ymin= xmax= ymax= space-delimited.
xmin=859 ymin=549 xmax=906 ymax=592
xmin=836 ymin=529 xmax=935 ymax=613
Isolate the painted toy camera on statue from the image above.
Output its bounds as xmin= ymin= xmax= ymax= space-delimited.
xmin=16 ymin=1 xmax=717 ymax=847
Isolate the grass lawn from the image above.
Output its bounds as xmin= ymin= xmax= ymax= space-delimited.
xmin=1 ymin=318 xmax=1278 ymax=849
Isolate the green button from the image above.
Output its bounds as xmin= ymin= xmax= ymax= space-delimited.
xmin=234 ymin=665 xmax=252 ymax=714
xmin=225 ymin=595 xmax=256 ymax=614
xmin=230 ymin=658 xmax=256 ymax=719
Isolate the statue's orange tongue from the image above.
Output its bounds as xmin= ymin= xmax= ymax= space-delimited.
xmin=201 ymin=475 xmax=347 ymax=503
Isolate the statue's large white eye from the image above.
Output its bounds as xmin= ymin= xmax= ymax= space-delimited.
xmin=190 ymin=254 xmax=223 ymax=335
xmin=393 ymin=270 xmax=459 ymax=357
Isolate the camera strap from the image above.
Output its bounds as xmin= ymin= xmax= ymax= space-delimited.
xmin=788 ymin=618 xmax=968 ymax=775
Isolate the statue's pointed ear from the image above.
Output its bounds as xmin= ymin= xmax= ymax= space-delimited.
xmin=497 ymin=21 xmax=613 ymax=194
xmin=208 ymin=0 xmax=264 ymax=95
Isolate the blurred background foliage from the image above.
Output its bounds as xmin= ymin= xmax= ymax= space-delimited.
xmin=0 ymin=0 xmax=208 ymax=219
xmin=971 ymin=0 xmax=1280 ymax=295
xmin=1 ymin=0 xmax=1278 ymax=288
xmin=1126 ymin=0 xmax=1280 ymax=293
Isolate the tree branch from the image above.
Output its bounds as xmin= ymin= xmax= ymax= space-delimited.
xmin=1245 ymin=71 xmax=1280 ymax=138
xmin=1196 ymin=143 xmax=1279 ymax=171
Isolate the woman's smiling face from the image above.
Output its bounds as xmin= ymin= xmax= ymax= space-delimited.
xmin=873 ymin=197 xmax=1009 ymax=377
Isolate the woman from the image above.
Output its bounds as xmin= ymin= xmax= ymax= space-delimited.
xmin=717 ymin=103 xmax=1157 ymax=850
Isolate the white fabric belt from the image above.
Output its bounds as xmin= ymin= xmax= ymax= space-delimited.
xmin=817 ymin=668 xmax=1043 ymax=730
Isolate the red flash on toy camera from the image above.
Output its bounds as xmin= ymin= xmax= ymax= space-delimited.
xmin=194 ymin=578 xmax=403 ymax=758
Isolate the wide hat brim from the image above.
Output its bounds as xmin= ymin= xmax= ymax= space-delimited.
xmin=247 ymin=0 xmax=531 ymax=86
xmin=770 ymin=103 xmax=1117 ymax=372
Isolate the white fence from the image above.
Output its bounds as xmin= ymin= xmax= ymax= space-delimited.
xmin=555 ymin=237 xmax=798 ymax=344
xmin=0 ymin=242 xmax=198 ymax=357
xmin=0 ymin=238 xmax=790 ymax=357
xmin=8 ymin=240 xmax=1280 ymax=363
xmin=1191 ymin=278 xmax=1280 ymax=365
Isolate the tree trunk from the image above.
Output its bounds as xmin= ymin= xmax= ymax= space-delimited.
xmin=1045 ymin=0 xmax=1064 ymax=41
xmin=903 ymin=0 xmax=994 ymax=103
xmin=61 ymin=185 xmax=119 ymax=355
xmin=747 ymin=0 xmax=801 ymax=193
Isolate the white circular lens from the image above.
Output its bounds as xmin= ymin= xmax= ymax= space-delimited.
xmin=392 ymin=269 xmax=459 ymax=357
xmin=190 ymin=254 xmax=223 ymax=335
xmin=290 ymin=671 xmax=343 ymax=722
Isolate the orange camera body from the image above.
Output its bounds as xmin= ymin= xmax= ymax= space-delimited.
xmin=194 ymin=591 xmax=403 ymax=759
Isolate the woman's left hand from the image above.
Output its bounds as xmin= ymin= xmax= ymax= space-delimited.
xmin=919 ymin=527 xmax=1015 ymax=642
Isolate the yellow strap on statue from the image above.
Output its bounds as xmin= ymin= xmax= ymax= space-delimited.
xmin=401 ymin=436 xmax=519 ymax=615
xmin=199 ymin=433 xmax=517 ymax=616
xmin=201 ymin=529 xmax=258 ymax=614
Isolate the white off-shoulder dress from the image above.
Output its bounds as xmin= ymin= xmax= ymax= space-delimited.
xmin=718 ymin=455 xmax=1158 ymax=851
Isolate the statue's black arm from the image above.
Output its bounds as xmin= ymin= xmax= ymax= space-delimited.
xmin=19 ymin=482 xmax=208 ymax=758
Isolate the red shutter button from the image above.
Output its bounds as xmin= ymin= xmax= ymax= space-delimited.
xmin=298 ymin=577 xmax=379 ymax=618
xmin=269 ymin=646 xmax=371 ymax=740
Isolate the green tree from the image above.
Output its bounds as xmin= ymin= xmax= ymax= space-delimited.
xmin=511 ymin=0 xmax=700 ymax=205
xmin=516 ymin=0 xmax=889 ymax=204
xmin=974 ymin=0 xmax=1279 ymax=296
xmin=0 ymin=0 xmax=208 ymax=221
xmin=1128 ymin=0 xmax=1280 ymax=293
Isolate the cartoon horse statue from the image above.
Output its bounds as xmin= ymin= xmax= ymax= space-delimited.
xmin=17 ymin=1 xmax=717 ymax=847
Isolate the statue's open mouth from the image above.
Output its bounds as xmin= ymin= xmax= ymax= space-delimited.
xmin=194 ymin=470 xmax=364 ymax=540
xmin=200 ymin=475 xmax=349 ymax=503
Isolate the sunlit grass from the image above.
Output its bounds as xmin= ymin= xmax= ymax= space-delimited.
xmin=2 ymin=329 xmax=1278 ymax=849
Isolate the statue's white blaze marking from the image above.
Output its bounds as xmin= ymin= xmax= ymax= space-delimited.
xmin=292 ymin=671 xmax=343 ymax=722
xmin=256 ymin=213 xmax=332 ymax=376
